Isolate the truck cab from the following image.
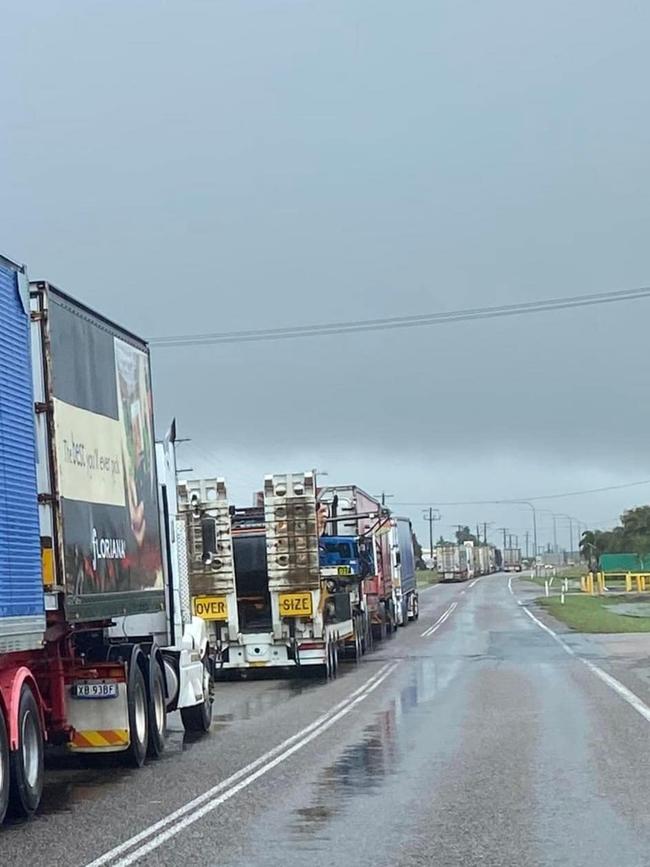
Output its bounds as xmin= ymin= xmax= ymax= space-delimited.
xmin=319 ymin=536 xmax=364 ymax=577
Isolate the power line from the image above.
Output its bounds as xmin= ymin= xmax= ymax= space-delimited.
xmin=148 ymin=285 xmax=650 ymax=348
xmin=391 ymin=478 xmax=650 ymax=507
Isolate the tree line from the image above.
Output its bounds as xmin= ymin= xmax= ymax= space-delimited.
xmin=580 ymin=506 xmax=650 ymax=568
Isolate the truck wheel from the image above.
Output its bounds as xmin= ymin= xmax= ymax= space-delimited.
xmin=0 ymin=704 xmax=10 ymax=824
xmin=181 ymin=661 xmax=213 ymax=734
xmin=413 ymin=595 xmax=420 ymax=621
xmin=8 ymin=684 xmax=44 ymax=817
xmin=332 ymin=641 xmax=339 ymax=678
xmin=147 ymin=660 xmax=167 ymax=758
xmin=126 ymin=664 xmax=149 ymax=768
xmin=353 ymin=620 xmax=362 ymax=662
xmin=365 ymin=617 xmax=374 ymax=652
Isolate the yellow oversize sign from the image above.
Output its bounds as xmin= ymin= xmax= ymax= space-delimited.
xmin=192 ymin=595 xmax=228 ymax=621
xmin=278 ymin=592 xmax=313 ymax=618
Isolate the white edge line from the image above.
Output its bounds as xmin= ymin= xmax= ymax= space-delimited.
xmin=420 ymin=601 xmax=457 ymax=638
xmin=516 ymin=586 xmax=650 ymax=726
xmin=85 ymin=663 xmax=393 ymax=867
xmin=110 ymin=664 xmax=399 ymax=867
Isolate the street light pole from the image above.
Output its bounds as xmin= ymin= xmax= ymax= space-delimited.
xmin=556 ymin=514 xmax=577 ymax=559
xmin=512 ymin=501 xmax=538 ymax=575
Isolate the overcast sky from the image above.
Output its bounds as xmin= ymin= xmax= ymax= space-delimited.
xmin=2 ymin=0 xmax=650 ymax=552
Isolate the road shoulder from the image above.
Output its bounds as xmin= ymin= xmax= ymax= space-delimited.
xmin=509 ymin=574 xmax=650 ymax=710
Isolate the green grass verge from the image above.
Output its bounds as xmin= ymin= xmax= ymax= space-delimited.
xmin=417 ymin=569 xmax=440 ymax=588
xmin=538 ymin=594 xmax=650 ymax=633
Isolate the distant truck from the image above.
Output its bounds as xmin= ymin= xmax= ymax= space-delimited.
xmin=435 ymin=543 xmax=470 ymax=582
xmin=0 ymin=261 xmax=211 ymax=824
xmin=389 ymin=517 xmax=419 ymax=624
xmin=503 ymin=547 xmax=523 ymax=572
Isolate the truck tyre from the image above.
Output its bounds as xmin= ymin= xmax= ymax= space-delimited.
xmin=413 ymin=595 xmax=420 ymax=621
xmin=353 ymin=619 xmax=362 ymax=662
xmin=181 ymin=660 xmax=213 ymax=734
xmin=365 ymin=617 xmax=374 ymax=652
xmin=147 ymin=659 xmax=167 ymax=758
xmin=0 ymin=704 xmax=10 ymax=824
xmin=8 ymin=684 xmax=44 ymax=817
xmin=126 ymin=664 xmax=149 ymax=768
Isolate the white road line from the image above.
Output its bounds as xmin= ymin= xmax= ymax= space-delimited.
xmin=420 ymin=601 xmax=458 ymax=638
xmin=516 ymin=587 xmax=650 ymax=727
xmin=85 ymin=663 xmax=397 ymax=867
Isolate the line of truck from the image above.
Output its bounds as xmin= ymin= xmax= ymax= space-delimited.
xmin=434 ymin=541 xmax=501 ymax=582
xmin=0 ymin=254 xmax=420 ymax=824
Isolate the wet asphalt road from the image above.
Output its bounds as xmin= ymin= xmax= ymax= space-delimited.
xmin=5 ymin=574 xmax=650 ymax=866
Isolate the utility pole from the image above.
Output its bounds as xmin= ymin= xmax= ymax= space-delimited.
xmin=498 ymin=528 xmax=508 ymax=551
xmin=421 ymin=508 xmax=441 ymax=562
xmin=375 ymin=492 xmax=394 ymax=508
xmin=524 ymin=531 xmax=529 ymax=558
xmin=483 ymin=522 xmax=488 ymax=544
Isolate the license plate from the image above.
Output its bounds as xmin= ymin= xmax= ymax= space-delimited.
xmin=72 ymin=681 xmax=118 ymax=700
xmin=278 ymin=592 xmax=313 ymax=618
xmin=192 ymin=595 xmax=228 ymax=620
xmin=337 ymin=565 xmax=351 ymax=575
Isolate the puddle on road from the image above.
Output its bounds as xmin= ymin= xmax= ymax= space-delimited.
xmin=246 ymin=658 xmax=461 ymax=860
xmin=28 ymin=676 xmax=329 ymax=817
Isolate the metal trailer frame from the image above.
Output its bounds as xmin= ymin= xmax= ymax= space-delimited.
xmin=179 ymin=473 xmax=360 ymax=675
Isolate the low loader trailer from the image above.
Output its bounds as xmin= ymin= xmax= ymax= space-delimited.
xmin=179 ymin=472 xmax=363 ymax=677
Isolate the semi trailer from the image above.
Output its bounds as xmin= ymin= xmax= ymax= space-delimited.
xmin=178 ymin=472 xmax=364 ymax=677
xmin=0 ymin=260 xmax=212 ymax=824
xmin=389 ymin=517 xmax=419 ymax=624
xmin=503 ymin=548 xmax=523 ymax=572
xmin=435 ymin=543 xmax=470 ymax=582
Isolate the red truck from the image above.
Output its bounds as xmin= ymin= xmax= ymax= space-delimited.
xmin=318 ymin=486 xmax=395 ymax=643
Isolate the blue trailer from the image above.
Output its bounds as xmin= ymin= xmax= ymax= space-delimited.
xmin=390 ymin=516 xmax=419 ymax=625
xmin=0 ymin=254 xmax=44 ymax=653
